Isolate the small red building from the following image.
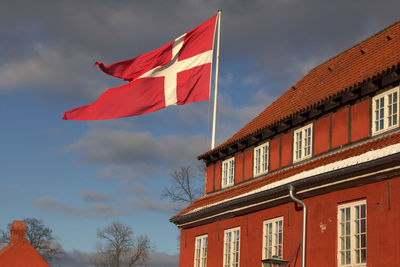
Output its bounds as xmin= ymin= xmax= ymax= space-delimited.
xmin=0 ymin=221 xmax=50 ymax=267
xmin=171 ymin=21 xmax=400 ymax=267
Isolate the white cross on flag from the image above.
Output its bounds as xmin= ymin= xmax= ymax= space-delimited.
xmin=63 ymin=15 xmax=217 ymax=120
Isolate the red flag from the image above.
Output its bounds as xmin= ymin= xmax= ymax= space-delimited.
xmin=63 ymin=15 xmax=217 ymax=120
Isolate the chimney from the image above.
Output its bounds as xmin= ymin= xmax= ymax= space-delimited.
xmin=10 ymin=221 xmax=26 ymax=245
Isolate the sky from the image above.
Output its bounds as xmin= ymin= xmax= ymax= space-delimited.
xmin=1 ymin=0 xmax=400 ymax=266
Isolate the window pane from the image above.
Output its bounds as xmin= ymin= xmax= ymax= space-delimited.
xmin=346 ymin=222 xmax=350 ymax=235
xmin=361 ymin=219 xmax=366 ymax=233
xmin=361 ymin=249 xmax=367 ymax=263
xmin=361 ymin=234 xmax=366 ymax=247
xmin=361 ymin=204 xmax=366 ymax=218
xmin=346 ymin=251 xmax=351 ymax=264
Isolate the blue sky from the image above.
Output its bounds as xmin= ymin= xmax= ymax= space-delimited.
xmin=1 ymin=0 xmax=400 ymax=265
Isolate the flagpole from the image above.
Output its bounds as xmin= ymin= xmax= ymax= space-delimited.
xmin=211 ymin=10 xmax=222 ymax=149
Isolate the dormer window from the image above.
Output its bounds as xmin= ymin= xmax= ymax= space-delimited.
xmin=254 ymin=142 xmax=269 ymax=176
xmin=293 ymin=123 xmax=313 ymax=162
xmin=221 ymin=157 xmax=235 ymax=188
xmin=372 ymin=87 xmax=399 ymax=135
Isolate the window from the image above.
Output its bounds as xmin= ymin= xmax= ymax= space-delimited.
xmin=338 ymin=200 xmax=367 ymax=267
xmin=372 ymin=87 xmax=399 ymax=135
xmin=263 ymin=217 xmax=283 ymax=260
xmin=223 ymin=227 xmax=240 ymax=267
xmin=222 ymin=157 xmax=235 ymax=188
xmin=293 ymin=123 xmax=313 ymax=162
xmin=194 ymin=234 xmax=208 ymax=267
xmin=254 ymin=142 xmax=269 ymax=176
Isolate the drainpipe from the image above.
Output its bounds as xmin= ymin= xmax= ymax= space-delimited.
xmin=289 ymin=185 xmax=306 ymax=267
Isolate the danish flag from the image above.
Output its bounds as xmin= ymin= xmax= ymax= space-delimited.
xmin=63 ymin=15 xmax=217 ymax=120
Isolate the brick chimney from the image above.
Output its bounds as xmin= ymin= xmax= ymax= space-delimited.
xmin=9 ymin=221 xmax=26 ymax=245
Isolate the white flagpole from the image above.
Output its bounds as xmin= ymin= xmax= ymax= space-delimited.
xmin=211 ymin=10 xmax=222 ymax=149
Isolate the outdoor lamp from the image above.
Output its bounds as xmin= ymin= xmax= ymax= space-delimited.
xmin=261 ymin=256 xmax=288 ymax=267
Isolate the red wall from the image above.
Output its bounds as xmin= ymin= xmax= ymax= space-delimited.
xmin=214 ymin=162 xmax=221 ymax=191
xmin=331 ymin=108 xmax=349 ymax=149
xmin=281 ymin=132 xmax=292 ymax=167
xmin=205 ymin=165 xmax=214 ymax=194
xmin=270 ymin=137 xmax=280 ymax=171
xmin=314 ymin=115 xmax=330 ymax=155
xmin=235 ymin=153 xmax=244 ymax=184
xmin=244 ymin=149 xmax=253 ymax=181
xmin=179 ymin=176 xmax=400 ymax=267
xmin=351 ymin=99 xmax=370 ymax=142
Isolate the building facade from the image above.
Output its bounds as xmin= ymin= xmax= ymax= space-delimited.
xmin=171 ymin=21 xmax=400 ymax=266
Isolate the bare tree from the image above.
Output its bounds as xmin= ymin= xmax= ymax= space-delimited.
xmin=0 ymin=218 xmax=62 ymax=261
xmin=162 ymin=165 xmax=205 ymax=251
xmin=91 ymin=222 xmax=151 ymax=267
xmin=162 ymin=166 xmax=203 ymax=206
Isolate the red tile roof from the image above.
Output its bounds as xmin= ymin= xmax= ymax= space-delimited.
xmin=199 ymin=21 xmax=400 ymax=159
xmin=0 ymin=221 xmax=50 ymax=267
xmin=175 ymin=131 xmax=400 ymax=218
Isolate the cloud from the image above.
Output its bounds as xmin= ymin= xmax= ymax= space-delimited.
xmin=120 ymin=184 xmax=146 ymax=195
xmin=66 ymin=129 xmax=207 ymax=180
xmin=48 ymin=249 xmax=178 ymax=267
xmin=80 ymin=190 xmax=111 ymax=202
xmin=146 ymin=252 xmax=179 ymax=267
xmin=33 ymin=197 xmax=125 ymax=218
xmin=128 ymin=196 xmax=179 ymax=214
xmin=48 ymin=249 xmax=93 ymax=267
xmin=212 ymin=89 xmax=276 ymax=145
xmin=67 ymin=130 xmax=206 ymax=165
xmin=2 ymin=0 xmax=400 ymax=104
xmin=0 ymin=43 xmax=112 ymax=101
xmin=34 ymin=191 xmax=180 ymax=217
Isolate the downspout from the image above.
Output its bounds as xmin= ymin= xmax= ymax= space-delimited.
xmin=289 ymin=185 xmax=306 ymax=267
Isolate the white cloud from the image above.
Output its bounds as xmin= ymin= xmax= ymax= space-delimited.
xmin=33 ymin=197 xmax=125 ymax=218
xmin=241 ymin=74 xmax=260 ymax=86
xmin=80 ymin=190 xmax=111 ymax=202
xmin=65 ymin=129 xmax=207 ymax=181
xmin=0 ymin=43 xmax=111 ymax=101
xmin=48 ymin=249 xmax=178 ymax=267
xmin=129 ymin=196 xmax=179 ymax=213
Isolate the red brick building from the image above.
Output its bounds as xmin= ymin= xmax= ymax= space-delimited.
xmin=171 ymin=21 xmax=400 ymax=267
xmin=0 ymin=221 xmax=50 ymax=267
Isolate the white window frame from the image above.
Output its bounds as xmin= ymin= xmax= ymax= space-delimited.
xmin=222 ymin=157 xmax=235 ymax=188
xmin=194 ymin=234 xmax=208 ymax=267
xmin=372 ymin=86 xmax=399 ymax=135
xmin=293 ymin=123 xmax=313 ymax=162
xmin=262 ymin=217 xmax=283 ymax=260
xmin=253 ymin=142 xmax=269 ymax=177
xmin=223 ymin=227 xmax=240 ymax=267
xmin=337 ymin=200 xmax=367 ymax=267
